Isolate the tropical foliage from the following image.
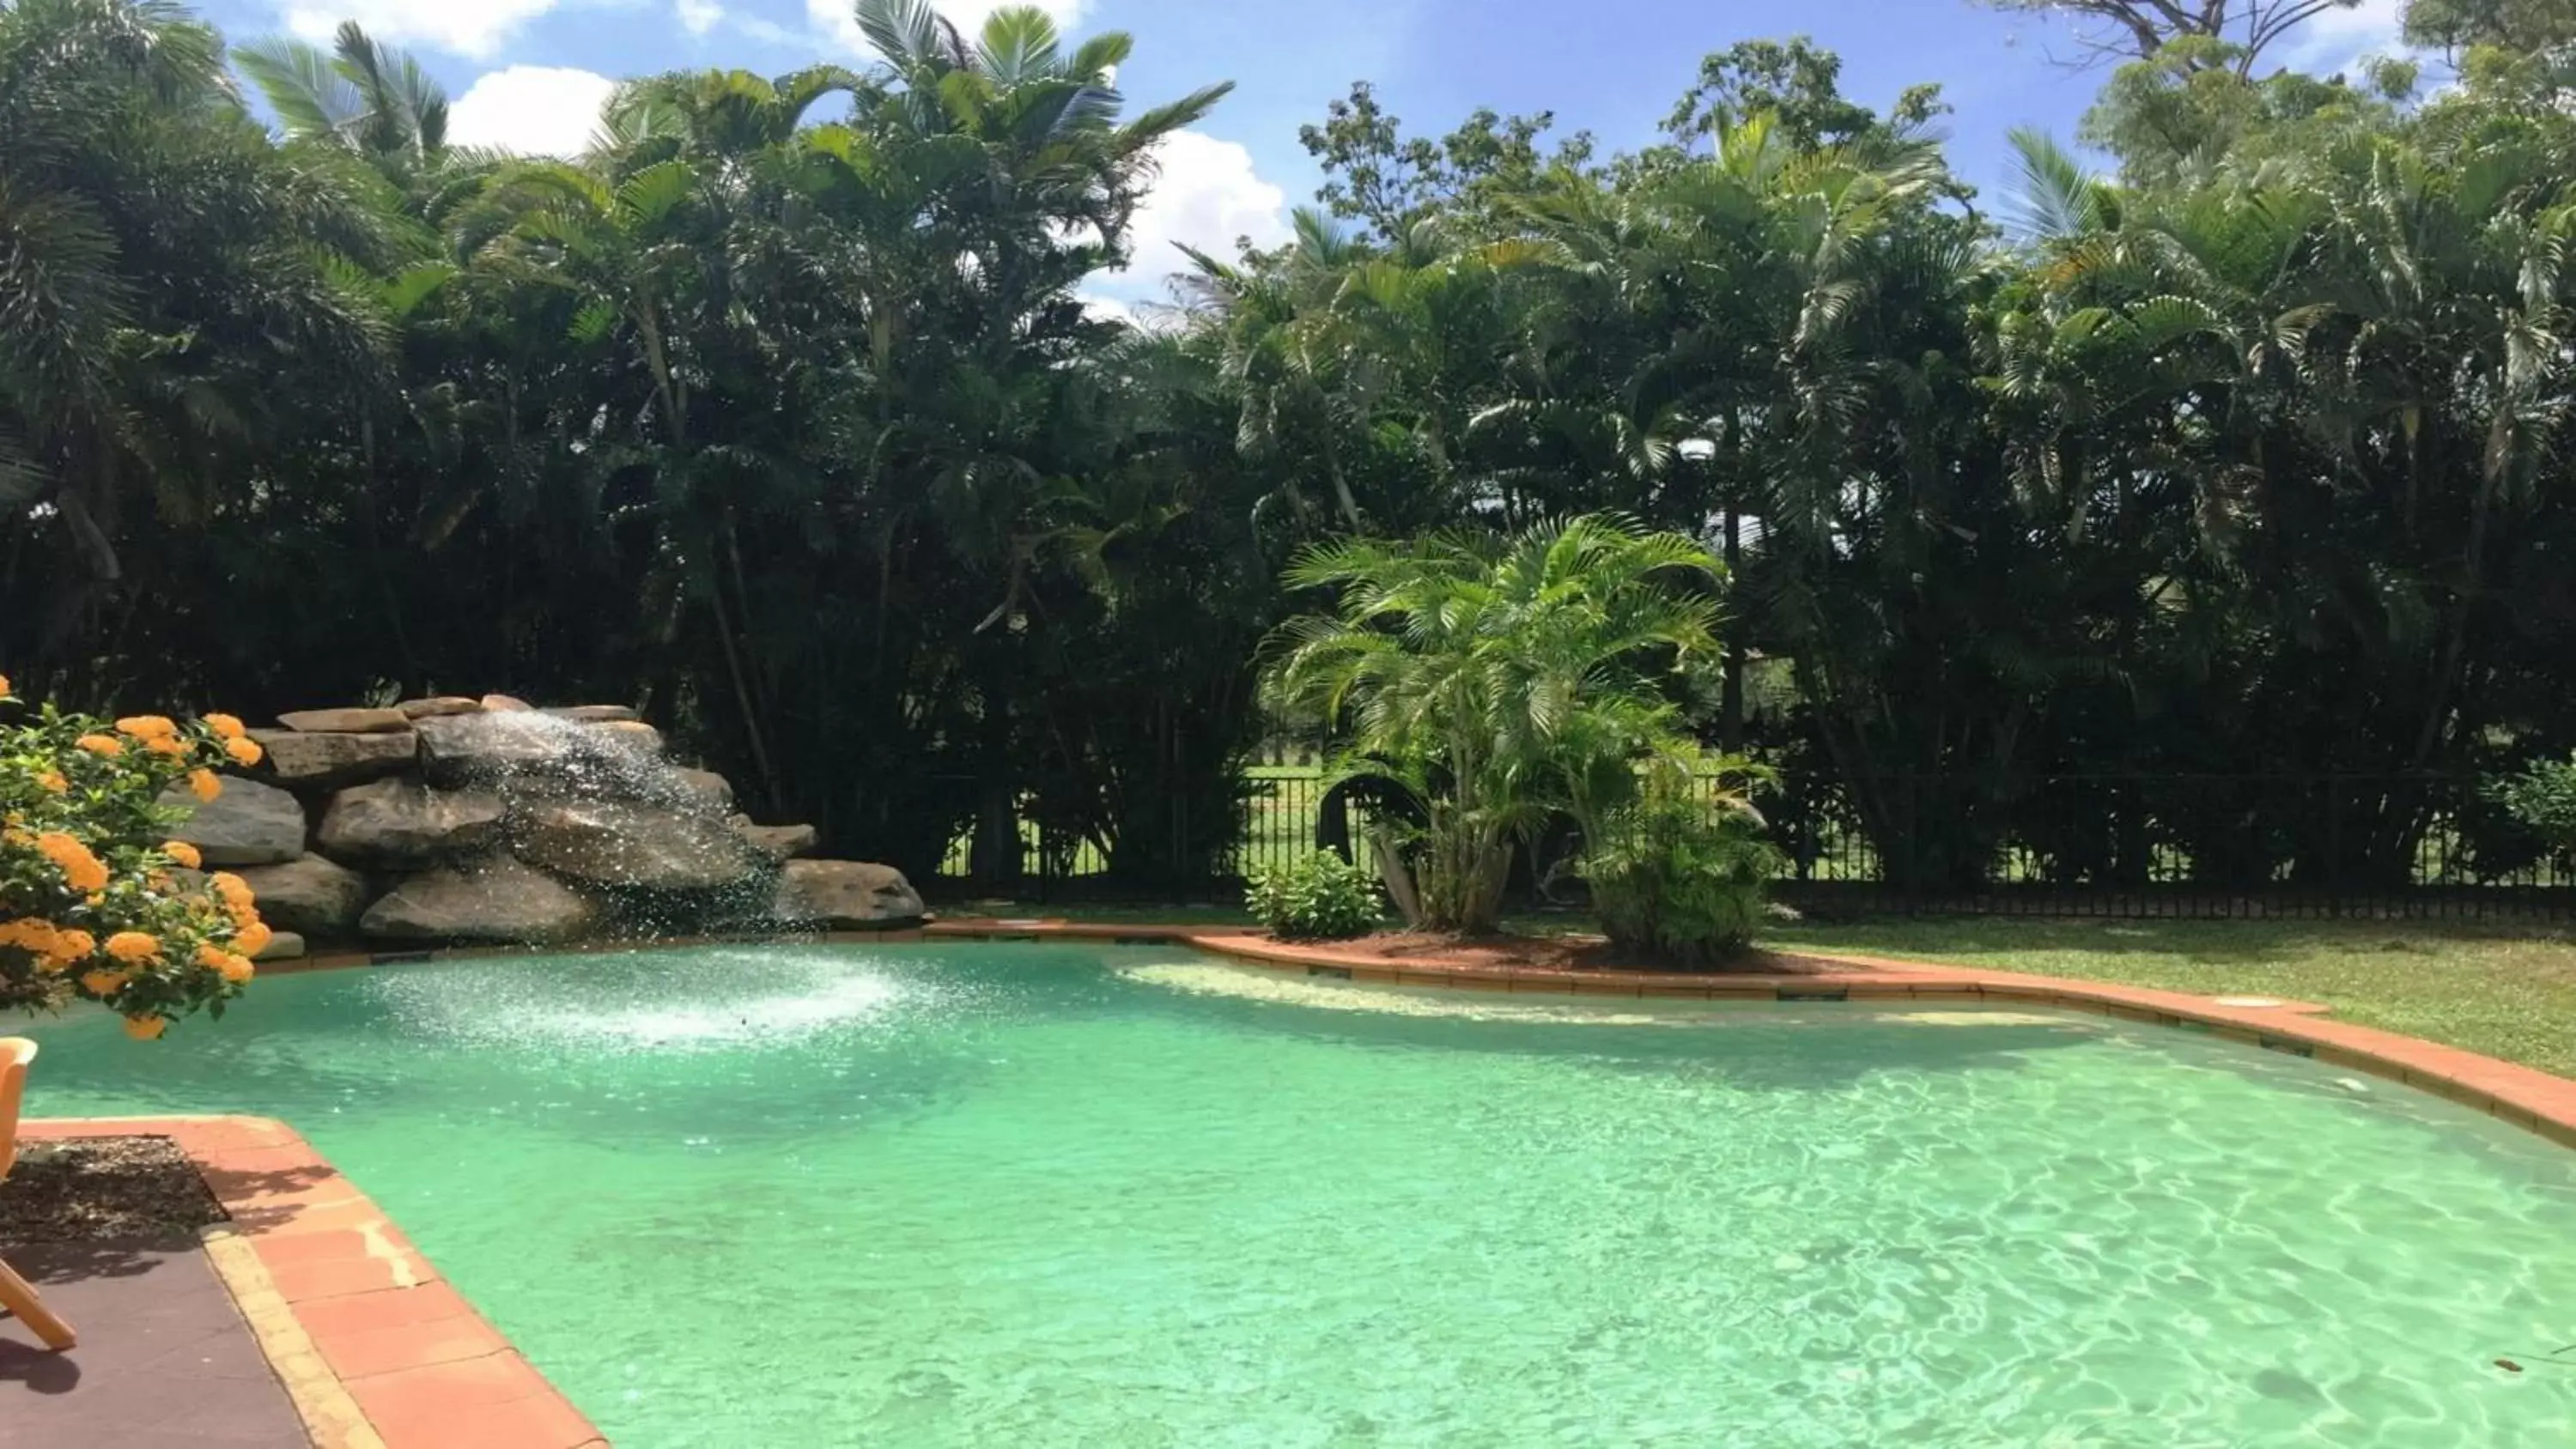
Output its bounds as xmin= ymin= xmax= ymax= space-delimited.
xmin=0 ymin=675 xmax=270 ymax=1032
xmin=1244 ymin=849 xmax=1381 ymax=941
xmin=8 ymin=0 xmax=2576 ymax=904
xmin=1263 ymin=517 xmax=1734 ymax=935
xmin=1584 ymin=756 xmax=1783 ymax=966
xmin=2492 ymin=756 xmax=2576 ymax=854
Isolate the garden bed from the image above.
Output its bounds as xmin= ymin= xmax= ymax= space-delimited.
xmin=0 ymin=1136 xmax=227 ymax=1242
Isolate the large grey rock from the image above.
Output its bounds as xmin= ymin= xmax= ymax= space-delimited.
xmin=251 ymin=729 xmax=417 ymax=791
xmin=589 ymin=720 xmax=665 ymax=754
xmin=548 ymin=704 xmax=641 ymax=723
xmin=770 ymin=859 xmax=924 ymax=927
xmin=671 ymin=768 xmax=733 ymax=810
xmin=234 ymin=856 xmax=369 ymax=937
xmin=735 ymin=820 xmax=817 ymax=863
xmin=250 ymin=931 xmax=307 ymax=962
xmin=398 ymin=696 xmax=483 ymax=719
xmin=415 ymin=712 xmax=570 ymax=782
xmin=276 ymin=706 xmax=410 ymax=734
xmin=156 ymin=777 xmax=306 ymax=865
xmin=317 ymin=778 xmax=504 ymax=866
xmin=514 ymin=802 xmax=764 ymax=891
xmin=360 ymin=858 xmax=598 ymax=943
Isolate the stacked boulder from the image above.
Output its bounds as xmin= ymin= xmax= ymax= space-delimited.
xmin=161 ymin=694 xmax=924 ymax=952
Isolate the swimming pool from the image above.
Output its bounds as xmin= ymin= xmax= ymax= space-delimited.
xmin=17 ymin=942 xmax=2576 ymax=1446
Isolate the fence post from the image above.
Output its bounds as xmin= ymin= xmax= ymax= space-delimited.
xmin=1902 ymin=775 xmax=1921 ymax=917
xmin=2325 ymin=778 xmax=2343 ymax=919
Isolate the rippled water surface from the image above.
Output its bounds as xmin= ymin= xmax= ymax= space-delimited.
xmin=20 ymin=943 xmax=2576 ymax=1446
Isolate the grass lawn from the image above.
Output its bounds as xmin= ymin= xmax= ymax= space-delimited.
xmin=973 ymin=900 xmax=2576 ymax=1081
xmin=1766 ymin=916 xmax=2576 ymax=1081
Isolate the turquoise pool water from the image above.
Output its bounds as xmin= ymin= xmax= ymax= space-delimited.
xmin=15 ymin=942 xmax=2576 ymax=1446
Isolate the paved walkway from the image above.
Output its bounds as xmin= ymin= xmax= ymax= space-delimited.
xmin=0 ymin=1234 xmax=307 ymax=1447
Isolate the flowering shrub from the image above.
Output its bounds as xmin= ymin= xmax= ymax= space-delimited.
xmin=1 ymin=672 xmax=270 ymax=1037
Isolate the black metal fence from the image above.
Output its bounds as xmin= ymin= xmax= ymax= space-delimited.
xmin=928 ymin=770 xmax=2576 ymax=920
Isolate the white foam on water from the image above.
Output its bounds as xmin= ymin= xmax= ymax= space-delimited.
xmin=380 ymin=949 xmax=915 ymax=1052
xmin=1896 ymin=1010 xmax=2078 ymax=1028
xmin=552 ymin=971 xmax=910 ymax=1049
xmin=1118 ymin=961 xmax=2095 ymax=1031
xmin=1117 ymin=960 xmax=1680 ymax=1024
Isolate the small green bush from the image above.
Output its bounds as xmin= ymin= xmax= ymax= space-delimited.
xmin=1583 ymin=784 xmax=1783 ymax=968
xmin=2494 ymin=755 xmax=2576 ymax=851
xmin=1247 ymin=849 xmax=1381 ymax=940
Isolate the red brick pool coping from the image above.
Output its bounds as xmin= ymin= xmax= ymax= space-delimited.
xmin=12 ymin=1114 xmax=603 ymax=1449
xmin=923 ymin=919 xmax=2576 ymax=1151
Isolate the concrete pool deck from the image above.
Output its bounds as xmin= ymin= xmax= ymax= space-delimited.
xmin=3 ymin=1115 xmax=601 ymax=1449
xmin=0 ymin=1233 xmax=309 ymax=1447
xmin=9 ymin=920 xmax=2573 ymax=1447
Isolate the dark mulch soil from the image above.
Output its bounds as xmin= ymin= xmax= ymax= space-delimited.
xmin=1309 ymin=931 xmax=1865 ymax=975
xmin=0 ymin=1137 xmax=227 ymax=1243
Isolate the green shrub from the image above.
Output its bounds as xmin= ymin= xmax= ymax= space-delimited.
xmin=1247 ymin=849 xmax=1382 ymax=940
xmin=1583 ymin=780 xmax=1783 ymax=968
xmin=2494 ymin=755 xmax=2576 ymax=851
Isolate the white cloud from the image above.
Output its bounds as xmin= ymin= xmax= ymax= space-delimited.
xmin=810 ymin=0 xmax=1084 ymax=57
xmin=1078 ymin=292 xmax=1134 ymax=324
xmin=2285 ymin=0 xmax=2407 ymax=76
xmin=283 ymin=0 xmax=559 ymax=58
xmin=732 ymin=12 xmax=803 ymax=45
xmin=448 ymin=66 xmax=617 ymax=157
xmin=676 ymin=0 xmax=721 ymax=33
xmin=1117 ymin=130 xmax=1291 ymax=280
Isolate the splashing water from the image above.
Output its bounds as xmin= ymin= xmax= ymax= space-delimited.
xmin=425 ymin=709 xmax=781 ymax=935
xmin=376 ymin=946 xmax=914 ymax=1052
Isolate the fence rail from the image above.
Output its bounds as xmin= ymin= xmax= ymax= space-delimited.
xmin=926 ymin=770 xmax=2576 ymax=920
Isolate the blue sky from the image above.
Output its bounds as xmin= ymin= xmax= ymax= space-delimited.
xmin=191 ymin=0 xmax=2412 ymax=303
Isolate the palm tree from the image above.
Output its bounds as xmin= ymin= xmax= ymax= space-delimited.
xmin=1 ymin=0 xmax=399 ymax=692
xmin=235 ymin=21 xmax=447 ymax=165
xmin=1263 ymin=514 xmax=1726 ymax=933
xmin=598 ymin=64 xmax=869 ymax=160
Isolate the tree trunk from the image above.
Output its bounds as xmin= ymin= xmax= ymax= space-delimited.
xmin=1721 ymin=506 xmax=1744 ymax=752
xmin=969 ymin=695 xmax=1021 ymax=889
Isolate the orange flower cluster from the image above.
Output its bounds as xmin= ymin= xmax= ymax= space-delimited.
xmin=33 ymin=831 xmax=108 ymax=894
xmin=189 ymin=767 xmax=223 ymax=803
xmin=0 ymin=919 xmax=93 ymax=973
xmin=194 ymin=941 xmax=256 ymax=985
xmin=115 ymin=716 xmax=192 ymax=760
xmin=104 ymin=931 xmax=161 ymax=964
xmin=209 ymin=871 xmax=270 ymax=956
xmin=161 ymin=840 xmax=202 ymax=870
xmin=200 ymin=713 xmax=263 ymax=767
